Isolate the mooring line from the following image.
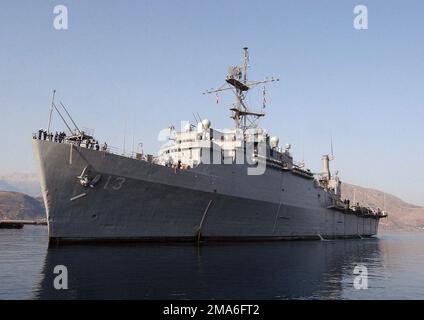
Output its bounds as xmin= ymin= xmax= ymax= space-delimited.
xmin=197 ymin=199 xmax=213 ymax=244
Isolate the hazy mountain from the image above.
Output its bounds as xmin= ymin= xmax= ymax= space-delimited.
xmin=0 ymin=173 xmax=41 ymax=197
xmin=0 ymin=191 xmax=45 ymax=220
xmin=342 ymin=183 xmax=424 ymax=231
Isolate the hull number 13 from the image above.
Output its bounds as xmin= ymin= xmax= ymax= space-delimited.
xmin=103 ymin=176 xmax=126 ymax=190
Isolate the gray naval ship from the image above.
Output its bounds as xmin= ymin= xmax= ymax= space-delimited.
xmin=33 ymin=48 xmax=387 ymax=244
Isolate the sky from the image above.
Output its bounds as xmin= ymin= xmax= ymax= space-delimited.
xmin=0 ymin=0 xmax=423 ymax=205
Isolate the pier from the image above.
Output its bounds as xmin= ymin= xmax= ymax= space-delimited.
xmin=0 ymin=220 xmax=47 ymax=229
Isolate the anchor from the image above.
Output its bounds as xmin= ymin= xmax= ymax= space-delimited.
xmin=77 ymin=166 xmax=101 ymax=188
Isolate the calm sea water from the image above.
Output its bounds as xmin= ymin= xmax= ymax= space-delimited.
xmin=1 ymin=226 xmax=424 ymax=299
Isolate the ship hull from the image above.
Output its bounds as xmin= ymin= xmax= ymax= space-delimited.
xmin=32 ymin=140 xmax=379 ymax=244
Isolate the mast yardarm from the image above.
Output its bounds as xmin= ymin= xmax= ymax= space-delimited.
xmin=203 ymin=47 xmax=279 ymax=130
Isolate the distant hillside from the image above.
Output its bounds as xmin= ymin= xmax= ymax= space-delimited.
xmin=0 ymin=173 xmax=41 ymax=197
xmin=342 ymin=183 xmax=424 ymax=231
xmin=0 ymin=191 xmax=45 ymax=220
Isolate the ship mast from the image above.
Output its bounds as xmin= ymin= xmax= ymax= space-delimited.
xmin=203 ymin=47 xmax=279 ymax=131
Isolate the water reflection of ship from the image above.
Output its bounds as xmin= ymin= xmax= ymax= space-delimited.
xmin=35 ymin=240 xmax=383 ymax=299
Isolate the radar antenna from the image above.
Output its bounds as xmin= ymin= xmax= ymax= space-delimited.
xmin=203 ymin=47 xmax=279 ymax=130
xmin=329 ymin=136 xmax=335 ymax=161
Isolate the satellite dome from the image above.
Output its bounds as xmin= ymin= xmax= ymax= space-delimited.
xmin=270 ymin=136 xmax=279 ymax=148
xmin=202 ymin=119 xmax=211 ymax=129
xmin=285 ymin=143 xmax=291 ymax=150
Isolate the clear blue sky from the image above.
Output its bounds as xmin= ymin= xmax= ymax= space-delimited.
xmin=0 ymin=0 xmax=423 ymax=205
